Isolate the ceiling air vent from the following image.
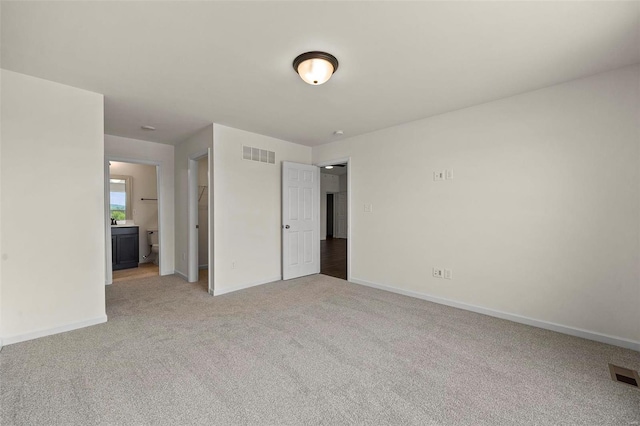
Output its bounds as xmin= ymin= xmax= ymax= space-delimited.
xmin=608 ymin=364 xmax=639 ymax=388
xmin=242 ymin=145 xmax=275 ymax=164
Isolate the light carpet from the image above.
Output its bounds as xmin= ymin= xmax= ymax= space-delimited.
xmin=1 ymin=274 xmax=639 ymax=425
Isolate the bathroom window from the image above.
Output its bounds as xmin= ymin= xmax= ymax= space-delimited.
xmin=110 ymin=175 xmax=132 ymax=220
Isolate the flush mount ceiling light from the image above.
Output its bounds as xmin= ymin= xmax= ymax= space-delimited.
xmin=324 ymin=166 xmax=334 ymax=169
xmin=141 ymin=125 xmax=156 ymax=131
xmin=293 ymin=51 xmax=339 ymax=85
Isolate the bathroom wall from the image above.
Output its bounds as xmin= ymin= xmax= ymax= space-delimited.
xmin=109 ymin=161 xmax=159 ymax=263
xmin=198 ymin=156 xmax=209 ymax=268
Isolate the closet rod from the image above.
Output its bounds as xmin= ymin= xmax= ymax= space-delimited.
xmin=141 ymin=198 xmax=158 ymax=201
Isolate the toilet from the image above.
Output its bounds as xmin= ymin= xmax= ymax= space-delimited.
xmin=147 ymin=229 xmax=160 ymax=265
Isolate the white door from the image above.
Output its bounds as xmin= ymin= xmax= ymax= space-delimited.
xmin=282 ymin=162 xmax=320 ymax=280
xmin=336 ymin=191 xmax=347 ymax=238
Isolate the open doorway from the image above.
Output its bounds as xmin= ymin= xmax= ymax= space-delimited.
xmin=318 ymin=161 xmax=349 ymax=280
xmin=196 ymin=156 xmax=209 ymax=288
xmin=106 ymin=160 xmax=161 ymax=284
xmin=187 ymin=150 xmax=213 ymax=294
xmin=327 ymin=194 xmax=334 ymax=238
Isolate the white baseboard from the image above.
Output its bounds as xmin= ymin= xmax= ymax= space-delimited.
xmin=1 ymin=315 xmax=108 ymax=347
xmin=174 ymin=270 xmax=188 ymax=281
xmin=213 ymin=276 xmax=281 ymax=296
xmin=160 ymin=268 xmax=174 ymax=277
xmin=350 ymin=277 xmax=640 ymax=352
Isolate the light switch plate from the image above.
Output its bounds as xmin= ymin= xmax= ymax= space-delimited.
xmin=444 ymin=269 xmax=452 ymax=279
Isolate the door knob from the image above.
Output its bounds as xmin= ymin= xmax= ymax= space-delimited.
xmin=284 ymin=225 xmax=290 ymax=229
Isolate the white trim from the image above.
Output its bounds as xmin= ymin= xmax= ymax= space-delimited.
xmin=187 ymin=149 xmax=213 ymax=294
xmin=1 ymin=315 xmax=108 ymax=346
xmin=350 ymin=277 xmax=640 ymax=352
xmin=213 ymin=276 xmax=281 ymax=296
xmin=174 ymin=269 xmax=189 ymax=281
xmin=207 ymin=149 xmax=214 ymax=295
xmin=104 ymin=158 xmax=113 ymax=285
xmin=315 ymin=157 xmax=351 ymax=281
xmin=160 ymin=269 xmax=175 ymax=277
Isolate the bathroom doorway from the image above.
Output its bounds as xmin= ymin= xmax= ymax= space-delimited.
xmin=105 ymin=158 xmax=163 ymax=285
xmin=187 ymin=150 xmax=213 ymax=294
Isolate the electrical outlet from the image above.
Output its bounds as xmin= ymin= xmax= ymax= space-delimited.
xmin=231 ymin=261 xmax=236 ymax=269
xmin=444 ymin=269 xmax=452 ymax=279
xmin=364 ymin=204 xmax=372 ymax=213
xmin=433 ymin=171 xmax=445 ymax=181
xmin=433 ymin=268 xmax=443 ymax=278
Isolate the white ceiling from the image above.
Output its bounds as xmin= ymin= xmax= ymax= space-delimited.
xmin=321 ymin=165 xmax=348 ymax=176
xmin=2 ymin=2 xmax=638 ymax=146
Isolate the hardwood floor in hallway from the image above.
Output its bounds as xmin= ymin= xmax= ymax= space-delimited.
xmin=320 ymin=237 xmax=347 ymax=280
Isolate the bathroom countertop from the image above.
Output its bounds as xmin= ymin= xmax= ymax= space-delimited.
xmin=111 ymin=224 xmax=138 ymax=228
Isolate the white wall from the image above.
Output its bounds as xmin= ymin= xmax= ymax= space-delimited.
xmin=198 ymin=156 xmax=209 ymax=267
xmin=175 ymin=125 xmax=213 ymax=278
xmin=109 ymin=161 xmax=158 ymax=263
xmin=320 ymin=173 xmax=340 ymax=240
xmin=213 ymin=124 xmax=312 ymax=295
xmin=105 ymin=135 xmax=175 ymax=277
xmin=0 ymin=65 xmax=4 ymax=346
xmin=313 ymin=65 xmax=640 ymax=349
xmin=339 ymin=173 xmax=347 ymax=193
xmin=0 ymin=70 xmax=106 ymax=344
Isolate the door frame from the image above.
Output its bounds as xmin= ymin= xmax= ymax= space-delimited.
xmin=187 ymin=148 xmax=214 ymax=294
xmin=104 ymin=156 xmax=164 ymax=285
xmin=315 ymin=157 xmax=351 ymax=282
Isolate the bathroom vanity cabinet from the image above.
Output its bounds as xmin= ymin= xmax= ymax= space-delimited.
xmin=111 ymin=226 xmax=139 ymax=270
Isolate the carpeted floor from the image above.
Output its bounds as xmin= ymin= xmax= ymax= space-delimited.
xmin=1 ymin=274 xmax=639 ymax=425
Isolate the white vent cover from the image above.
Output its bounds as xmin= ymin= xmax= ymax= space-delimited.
xmin=243 ymin=145 xmax=275 ymax=164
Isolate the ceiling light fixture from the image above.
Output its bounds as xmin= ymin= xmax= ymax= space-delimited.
xmin=293 ymin=51 xmax=339 ymax=85
xmin=141 ymin=125 xmax=156 ymax=131
xmin=325 ymin=166 xmax=334 ymax=169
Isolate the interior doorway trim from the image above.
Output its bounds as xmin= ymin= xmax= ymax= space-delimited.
xmin=187 ymin=148 xmax=214 ymax=295
xmin=315 ymin=157 xmax=351 ymax=282
xmin=104 ymin=156 xmax=164 ymax=285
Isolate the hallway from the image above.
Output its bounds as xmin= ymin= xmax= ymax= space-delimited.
xmin=320 ymin=237 xmax=347 ymax=280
